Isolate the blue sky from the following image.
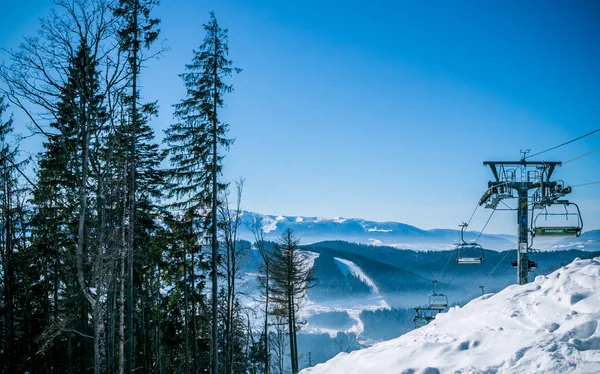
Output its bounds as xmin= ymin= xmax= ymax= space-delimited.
xmin=1 ymin=0 xmax=599 ymax=235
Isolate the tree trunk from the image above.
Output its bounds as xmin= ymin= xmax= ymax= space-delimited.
xmin=119 ymin=163 xmax=127 ymax=374
xmin=154 ymin=266 xmax=163 ymax=374
xmin=183 ymin=249 xmax=190 ymax=374
xmin=191 ymin=246 xmax=198 ymax=374
xmin=264 ymin=263 xmax=269 ymax=374
xmin=127 ymin=3 xmax=140 ymax=372
xmin=291 ymin=293 xmax=298 ymax=374
xmin=211 ymin=42 xmax=219 ymax=374
xmin=225 ymin=243 xmax=232 ymax=374
xmin=2 ymin=172 xmax=14 ymax=373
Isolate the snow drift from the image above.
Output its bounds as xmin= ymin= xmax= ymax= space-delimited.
xmin=302 ymin=256 xmax=600 ymax=374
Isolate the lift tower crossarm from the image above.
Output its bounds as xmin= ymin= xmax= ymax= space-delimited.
xmin=483 ymin=161 xmax=562 ymax=181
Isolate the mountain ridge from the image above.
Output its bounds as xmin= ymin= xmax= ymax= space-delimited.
xmin=237 ymin=211 xmax=599 ymax=251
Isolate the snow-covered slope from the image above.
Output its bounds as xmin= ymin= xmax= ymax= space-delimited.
xmin=334 ymin=257 xmax=381 ymax=294
xmin=302 ymin=256 xmax=600 ymax=374
xmin=302 ymin=257 xmax=389 ymax=337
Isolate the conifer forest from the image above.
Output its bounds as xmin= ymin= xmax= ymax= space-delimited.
xmin=0 ymin=1 xmax=314 ymax=373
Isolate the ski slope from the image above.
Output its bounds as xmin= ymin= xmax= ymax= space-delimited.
xmin=334 ymin=257 xmax=381 ymax=294
xmin=302 ymin=257 xmax=389 ymax=337
xmin=302 ymin=256 xmax=600 ymax=374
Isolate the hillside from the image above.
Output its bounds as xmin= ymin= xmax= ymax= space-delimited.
xmin=301 ymin=256 xmax=600 ymax=374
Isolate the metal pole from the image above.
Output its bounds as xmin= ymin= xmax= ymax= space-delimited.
xmin=517 ymin=185 xmax=529 ymax=285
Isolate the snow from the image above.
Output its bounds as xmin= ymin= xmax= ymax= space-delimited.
xmin=296 ymin=216 xmax=304 ymax=222
xmin=302 ymin=256 xmax=600 ymax=374
xmin=261 ymin=216 xmax=278 ymax=233
xmin=367 ymin=227 xmax=393 ymax=233
xmin=334 ymin=257 xmax=381 ymax=295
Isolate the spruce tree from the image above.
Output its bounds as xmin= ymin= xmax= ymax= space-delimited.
xmin=165 ymin=12 xmax=240 ymax=374
xmin=269 ymin=229 xmax=316 ymax=374
xmin=113 ymin=1 xmax=160 ymax=371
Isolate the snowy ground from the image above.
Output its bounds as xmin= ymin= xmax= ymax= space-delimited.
xmin=302 ymin=256 xmax=600 ymax=374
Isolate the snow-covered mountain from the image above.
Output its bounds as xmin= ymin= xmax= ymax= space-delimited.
xmin=549 ymin=230 xmax=600 ymax=252
xmin=237 ymin=211 xmax=516 ymax=250
xmin=301 ymin=256 xmax=600 ymax=374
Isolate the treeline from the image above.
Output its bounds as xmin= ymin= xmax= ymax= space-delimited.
xmin=0 ymin=1 xmax=313 ymax=374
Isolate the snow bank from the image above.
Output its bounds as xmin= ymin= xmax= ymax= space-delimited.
xmin=302 ymin=256 xmax=600 ymax=374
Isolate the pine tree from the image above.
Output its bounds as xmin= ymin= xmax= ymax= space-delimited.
xmin=165 ymin=12 xmax=240 ymax=374
xmin=269 ymin=229 xmax=316 ymax=374
xmin=113 ymin=1 xmax=160 ymax=372
xmin=0 ymin=98 xmax=23 ymax=372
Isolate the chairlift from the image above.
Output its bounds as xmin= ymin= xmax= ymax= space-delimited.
xmin=413 ymin=309 xmax=428 ymax=329
xmin=455 ymin=223 xmax=484 ymax=264
xmin=531 ymin=200 xmax=582 ymax=238
xmin=413 ymin=307 xmax=437 ymax=329
xmin=428 ymin=280 xmax=448 ymax=310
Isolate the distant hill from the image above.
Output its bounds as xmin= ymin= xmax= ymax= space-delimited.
xmin=237 ymin=211 xmax=516 ymax=250
xmin=548 ymin=229 xmax=600 ymax=252
xmin=237 ymin=211 xmax=600 ymax=252
xmin=302 ymin=240 xmax=600 ymax=303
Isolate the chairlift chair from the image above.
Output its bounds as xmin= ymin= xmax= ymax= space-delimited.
xmin=413 ymin=307 xmax=438 ymax=329
xmin=455 ymin=223 xmax=484 ymax=264
xmin=428 ymin=280 xmax=448 ymax=310
xmin=531 ymin=200 xmax=583 ymax=238
xmin=413 ymin=308 xmax=428 ymax=329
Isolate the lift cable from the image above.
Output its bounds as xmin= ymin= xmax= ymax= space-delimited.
xmin=526 ymin=128 xmax=600 ymax=159
xmin=562 ymin=147 xmax=600 ymax=165
xmin=441 ymin=272 xmax=458 ymax=295
xmin=466 ymin=202 xmax=479 ymax=227
xmin=437 ymin=248 xmax=455 ymax=280
xmin=483 ymin=242 xmax=517 ymax=285
xmin=475 ymin=207 xmax=496 ymax=243
xmin=571 ymin=181 xmax=600 ymax=188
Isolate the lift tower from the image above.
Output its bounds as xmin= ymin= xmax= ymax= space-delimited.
xmin=480 ymin=152 xmax=567 ymax=285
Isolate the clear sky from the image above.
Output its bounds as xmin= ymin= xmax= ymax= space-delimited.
xmin=1 ymin=0 xmax=599 ymax=235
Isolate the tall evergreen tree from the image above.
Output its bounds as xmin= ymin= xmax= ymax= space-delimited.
xmin=0 ymin=98 xmax=22 ymax=373
xmin=269 ymin=229 xmax=316 ymax=374
xmin=165 ymin=12 xmax=240 ymax=374
xmin=113 ymin=1 xmax=160 ymax=372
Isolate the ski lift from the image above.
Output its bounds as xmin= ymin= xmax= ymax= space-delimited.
xmin=413 ymin=307 xmax=437 ymax=329
xmin=531 ymin=200 xmax=582 ymax=237
xmin=428 ymin=280 xmax=448 ymax=310
xmin=413 ymin=309 xmax=428 ymax=329
xmin=455 ymin=223 xmax=484 ymax=264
